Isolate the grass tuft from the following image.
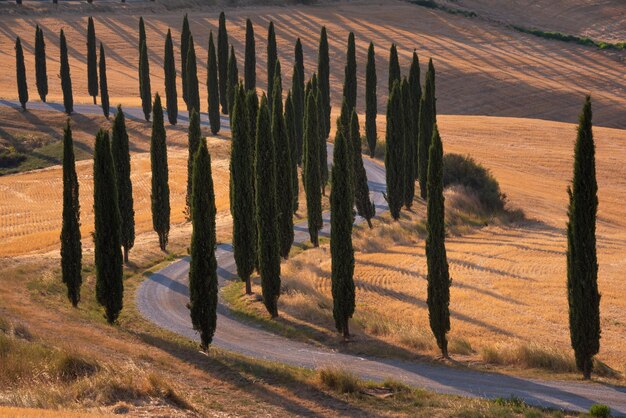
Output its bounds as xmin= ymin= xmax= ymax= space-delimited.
xmin=318 ymin=367 xmax=362 ymax=394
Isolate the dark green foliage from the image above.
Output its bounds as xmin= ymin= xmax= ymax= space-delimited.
xmin=15 ymin=37 xmax=28 ymax=110
xmin=303 ymin=86 xmax=323 ymax=246
xmin=150 ymin=94 xmax=170 ymax=251
xmin=316 ymin=87 xmax=329 ymax=195
xmin=246 ymin=89 xmax=259 ymax=152
xmin=111 ymin=105 xmax=135 ymax=264
xmin=227 ymin=46 xmax=239 ymax=117
xmin=255 ymin=96 xmax=281 ymax=317
xmin=218 ymin=12 xmax=229 ymax=114
xmin=93 ymin=129 xmax=123 ymax=324
xmin=87 ymin=17 xmax=98 ymax=104
xmin=418 ymin=59 xmax=436 ymax=199
xmin=588 ymin=404 xmax=611 ymax=418
xmin=384 ymin=81 xmax=404 ymax=220
xmin=512 ymin=25 xmax=625 ymax=51
xmin=230 ymin=84 xmax=256 ymax=294
xmin=343 ymin=32 xmax=357 ymax=112
xmin=291 ymin=64 xmax=304 ymax=165
xmin=338 ymin=98 xmax=351 ymax=142
xmin=567 ymin=96 xmax=600 ymax=380
xmin=284 ymin=91 xmax=299 ymax=215
xmin=388 ymin=43 xmax=401 ymax=92
xmin=365 ymin=42 xmax=377 ymax=158
xmin=330 ymin=124 xmax=355 ymax=339
xmin=409 ymin=0 xmax=478 ymax=17
xmin=425 ymin=124 xmax=451 ymax=358
xmin=401 ymin=78 xmax=415 ymax=209
xmin=181 ymin=14 xmax=191 ymax=106
xmin=244 ymin=18 xmax=256 ymax=91
xmin=409 ymin=50 xmax=421 ymax=179
xmin=35 ymin=26 xmax=48 ymax=103
xmin=443 ymin=154 xmax=504 ymax=212
xmin=60 ymin=30 xmax=73 ymax=115
xmin=350 ymin=110 xmax=375 ymax=228
xmin=207 ymin=32 xmax=220 ymax=135
xmin=138 ymin=16 xmax=146 ymax=54
xmin=266 ymin=21 xmax=277 ymax=111
xmin=99 ymin=44 xmax=109 ymax=118
xmin=186 ymin=36 xmax=200 ymax=116
xmin=188 ymin=138 xmax=218 ymax=350
xmin=186 ymin=109 xmax=202 ymax=217
xmin=318 ymin=27 xmax=331 ymax=139
xmin=60 ymin=120 xmax=82 ymax=307
xmin=139 ymin=40 xmax=152 ymax=121
xmin=164 ymin=29 xmax=178 ymax=125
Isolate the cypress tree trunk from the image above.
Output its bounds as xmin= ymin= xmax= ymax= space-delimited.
xmin=418 ymin=60 xmax=436 ymax=199
xmin=409 ymin=50 xmax=421 ymax=180
xmin=343 ymin=32 xmax=357 ymax=112
xmin=227 ymin=45 xmax=239 ymax=117
xmin=188 ymin=138 xmax=218 ymax=350
xmin=425 ymin=124 xmax=451 ymax=358
xmin=164 ymin=29 xmax=178 ymax=125
xmin=255 ymin=95 xmax=281 ymax=317
xmin=291 ymin=64 xmax=304 ymax=165
xmin=111 ymin=105 xmax=135 ymax=264
xmin=207 ymin=32 xmax=220 ymax=135
xmin=388 ymin=43 xmax=401 ymax=92
xmin=218 ymin=12 xmax=229 ymax=114
xmin=365 ymin=42 xmax=377 ymax=158
xmin=186 ymin=109 xmax=202 ymax=218
xmin=150 ymin=94 xmax=170 ymax=251
xmin=231 ymin=84 xmax=256 ymax=294
xmin=402 ymin=78 xmax=415 ymax=209
xmin=181 ymin=14 xmax=191 ymax=106
xmin=266 ymin=21 xmax=277 ymax=112
xmin=244 ymin=18 xmax=256 ymax=91
xmin=285 ymin=91 xmax=299 ymax=215
xmin=567 ymin=95 xmax=600 ymax=380
xmin=350 ymin=110 xmax=375 ymax=228
xmin=60 ymin=30 xmax=73 ymax=115
xmin=186 ymin=36 xmax=200 ymax=116
xmin=384 ymin=81 xmax=403 ymax=220
xmin=87 ymin=17 xmax=98 ymax=105
xmin=93 ymin=129 xmax=124 ymax=324
xmin=35 ymin=26 xmax=48 ymax=103
xmin=99 ymin=43 xmax=110 ymax=118
xmin=15 ymin=37 xmax=28 ymax=111
xmin=331 ymin=125 xmax=355 ymax=340
xmin=303 ymin=86 xmax=323 ymax=246
xmin=139 ymin=40 xmax=152 ymax=121
xmin=60 ymin=120 xmax=82 ymax=307
xmin=318 ymin=26 xmax=331 ymax=139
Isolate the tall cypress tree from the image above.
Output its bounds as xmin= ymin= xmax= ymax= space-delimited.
xmin=93 ymin=129 xmax=123 ymax=324
xmin=111 ymin=105 xmax=135 ymax=263
xmin=186 ymin=109 xmax=202 ymax=217
xmin=409 ymin=50 xmax=421 ymax=180
xmin=227 ymin=45 xmax=239 ymax=117
xmin=418 ymin=60 xmax=436 ymax=199
xmin=150 ymin=94 xmax=170 ymax=251
xmin=231 ymin=84 xmax=256 ymax=294
xmin=15 ymin=37 xmax=28 ymax=111
xmin=285 ymin=91 xmax=299 ymax=215
xmin=99 ymin=43 xmax=110 ymax=118
xmin=331 ymin=124 xmax=355 ymax=340
xmin=255 ymin=95 xmax=281 ymax=317
xmin=188 ymin=138 xmax=218 ymax=350
xmin=318 ymin=26 xmax=331 ymax=139
xmin=303 ymin=87 xmax=323 ymax=246
xmin=343 ymin=32 xmax=357 ymax=112
xmin=350 ymin=110 xmax=375 ymax=228
xmin=60 ymin=120 xmax=82 ymax=307
xmin=385 ymin=81 xmax=404 ymax=220
xmin=207 ymin=32 xmax=220 ymax=135
xmin=87 ymin=17 xmax=98 ymax=104
xmin=244 ymin=18 xmax=256 ymax=91
xmin=35 ymin=26 xmax=48 ymax=103
xmin=266 ymin=21 xmax=277 ymax=111
xmin=138 ymin=17 xmax=147 ymax=111
xmin=426 ymin=124 xmax=451 ymax=358
xmin=402 ymin=77 xmax=415 ymax=209
xmin=365 ymin=42 xmax=377 ymax=158
xmin=139 ymin=40 xmax=152 ymax=121
xmin=181 ymin=14 xmax=191 ymax=106
xmin=291 ymin=64 xmax=304 ymax=165
xmin=316 ymin=86 xmax=329 ymax=196
xmin=388 ymin=43 xmax=401 ymax=92
xmin=246 ymin=89 xmax=259 ymax=270
xmin=164 ymin=28 xmax=178 ymax=125
xmin=567 ymin=95 xmax=600 ymax=380
xmin=186 ymin=36 xmax=200 ymax=116
xmin=60 ymin=30 xmax=73 ymax=115
xmin=218 ymin=11 xmax=229 ymax=114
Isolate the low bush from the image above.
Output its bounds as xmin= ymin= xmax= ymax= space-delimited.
xmin=589 ymin=404 xmax=612 ymax=418
xmin=318 ymin=367 xmax=362 ymax=394
xmin=0 ymin=147 xmax=27 ymax=169
xmin=512 ymin=26 xmax=625 ymax=51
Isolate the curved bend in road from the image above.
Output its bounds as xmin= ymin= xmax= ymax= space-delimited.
xmin=1 ymin=101 xmax=623 ymax=415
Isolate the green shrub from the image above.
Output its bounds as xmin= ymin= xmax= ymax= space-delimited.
xmin=0 ymin=147 xmax=26 ymax=169
xmin=318 ymin=367 xmax=362 ymax=394
xmin=589 ymin=404 xmax=611 ymax=418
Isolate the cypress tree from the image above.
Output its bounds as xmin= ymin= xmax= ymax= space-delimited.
xmin=186 ymin=36 xmax=200 ymax=116
xmin=139 ymin=40 xmax=152 ymax=121
xmin=388 ymin=43 xmax=401 ymax=92
xmin=164 ymin=29 xmax=178 ymax=125
xmin=418 ymin=60 xmax=436 ymax=199
xmin=138 ymin=16 xmax=146 ymax=55
xmin=343 ymin=32 xmax=357 ymax=112
xmin=350 ymin=110 xmax=375 ymax=228
xmin=284 ymin=91 xmax=299 ymax=215
xmin=384 ymin=81 xmax=404 ymax=220
xmin=318 ymin=26 xmax=331 ymax=139
xmin=218 ymin=11 xmax=229 ymax=114
xmin=231 ymin=84 xmax=256 ymax=294
xmin=244 ymin=18 xmax=256 ymax=91
xmin=567 ymin=95 xmax=600 ymax=380
xmin=207 ymin=32 xmax=220 ymax=135
xmin=365 ymin=42 xmax=377 ymax=158
xmin=425 ymin=124 xmax=451 ymax=358
xmin=87 ymin=17 xmax=98 ymax=104
xmin=331 ymin=124 xmax=355 ymax=340
xmin=246 ymin=89 xmax=259 ymax=161
xmin=227 ymin=45 xmax=239 ymax=117
xmin=150 ymin=94 xmax=170 ymax=251
xmin=186 ymin=109 xmax=202 ymax=217
xmin=316 ymin=86 xmax=329 ymax=196
xmin=255 ymin=95 xmax=281 ymax=317
xmin=111 ymin=105 xmax=135 ymax=264
xmin=181 ymin=14 xmax=191 ymax=106
xmin=338 ymin=97 xmax=351 ymax=143
xmin=402 ymin=77 xmax=415 ymax=209
xmin=99 ymin=43 xmax=109 ymax=118
xmin=303 ymin=87 xmax=323 ymax=246
xmin=35 ymin=26 xmax=48 ymax=103
xmin=409 ymin=50 xmax=421 ymax=180
xmin=291 ymin=64 xmax=304 ymax=165
xmin=266 ymin=21 xmax=277 ymax=111
xmin=15 ymin=37 xmax=28 ymax=111
xmin=138 ymin=17 xmax=147 ymax=113
xmin=60 ymin=30 xmax=73 ymax=115
xmin=60 ymin=120 xmax=82 ymax=307
xmin=93 ymin=129 xmax=123 ymax=324
xmin=188 ymin=138 xmax=218 ymax=350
